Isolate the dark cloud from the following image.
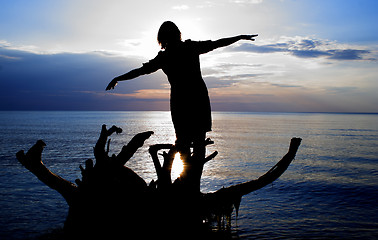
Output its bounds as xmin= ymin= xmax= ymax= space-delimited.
xmin=230 ymin=38 xmax=374 ymax=61
xmin=231 ymin=43 xmax=287 ymax=54
xmin=327 ymin=49 xmax=371 ymax=60
xmin=270 ymin=83 xmax=302 ymax=88
xmin=0 ymin=47 xmax=166 ymax=110
xmin=290 ymin=49 xmax=331 ymax=58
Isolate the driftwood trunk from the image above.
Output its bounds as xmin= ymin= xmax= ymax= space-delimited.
xmin=16 ymin=124 xmax=301 ymax=239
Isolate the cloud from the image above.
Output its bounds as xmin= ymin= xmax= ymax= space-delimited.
xmin=324 ymin=86 xmax=359 ymax=94
xmin=202 ymin=62 xmax=269 ymax=88
xmin=230 ymin=0 xmax=264 ymax=4
xmin=0 ymin=46 xmax=167 ymax=110
xmin=1 ymin=39 xmax=377 ymax=113
xmin=172 ymin=5 xmax=190 ymax=10
xmin=327 ymin=49 xmax=372 ymax=60
xmin=204 ymin=76 xmax=239 ymax=88
xmin=230 ymin=36 xmax=376 ymax=61
xmin=270 ymin=83 xmax=302 ymax=88
xmin=108 ymin=89 xmax=170 ymax=99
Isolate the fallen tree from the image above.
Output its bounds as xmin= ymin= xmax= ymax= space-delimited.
xmin=16 ymin=124 xmax=301 ymax=239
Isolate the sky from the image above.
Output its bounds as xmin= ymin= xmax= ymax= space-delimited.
xmin=1 ymin=0 xmax=378 ymax=112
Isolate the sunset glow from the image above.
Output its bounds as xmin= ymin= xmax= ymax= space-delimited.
xmin=1 ymin=0 xmax=377 ymax=112
xmin=171 ymin=152 xmax=184 ymax=180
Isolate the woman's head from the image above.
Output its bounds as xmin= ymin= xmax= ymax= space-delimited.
xmin=157 ymin=21 xmax=182 ymax=49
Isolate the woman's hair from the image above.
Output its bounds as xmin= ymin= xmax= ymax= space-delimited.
xmin=157 ymin=21 xmax=182 ymax=49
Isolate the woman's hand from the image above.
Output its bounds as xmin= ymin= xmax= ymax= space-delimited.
xmin=241 ymin=34 xmax=258 ymax=41
xmin=106 ymin=78 xmax=119 ymax=91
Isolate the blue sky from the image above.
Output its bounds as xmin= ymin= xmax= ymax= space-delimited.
xmin=1 ymin=0 xmax=377 ymax=112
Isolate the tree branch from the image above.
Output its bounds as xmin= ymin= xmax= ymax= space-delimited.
xmin=116 ymin=131 xmax=154 ymax=166
xmin=94 ymin=125 xmax=122 ymax=164
xmin=212 ymin=138 xmax=302 ymax=199
xmin=204 ymin=151 xmax=218 ymax=164
xmin=148 ymin=144 xmax=176 ymax=189
xmin=16 ymin=140 xmax=77 ymax=205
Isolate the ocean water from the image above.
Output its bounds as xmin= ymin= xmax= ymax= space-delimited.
xmin=0 ymin=111 xmax=377 ymax=239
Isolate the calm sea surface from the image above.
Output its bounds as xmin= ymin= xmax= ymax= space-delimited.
xmin=0 ymin=111 xmax=377 ymax=239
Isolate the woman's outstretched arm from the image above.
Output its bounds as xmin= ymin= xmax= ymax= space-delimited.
xmin=106 ymin=67 xmax=145 ymax=90
xmin=213 ymin=34 xmax=258 ymax=49
xmin=106 ymin=51 xmax=163 ymax=91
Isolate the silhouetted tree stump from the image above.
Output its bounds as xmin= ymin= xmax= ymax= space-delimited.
xmin=16 ymin=124 xmax=301 ymax=239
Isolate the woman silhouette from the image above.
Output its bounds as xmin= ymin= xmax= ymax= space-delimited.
xmin=107 ymin=21 xmax=257 ymax=158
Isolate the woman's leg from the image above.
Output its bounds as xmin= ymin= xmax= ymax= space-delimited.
xmin=192 ymin=131 xmax=206 ymax=160
xmin=176 ymin=131 xmax=206 ymax=160
xmin=175 ymin=132 xmax=191 ymax=160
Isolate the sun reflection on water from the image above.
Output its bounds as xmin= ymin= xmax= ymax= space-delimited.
xmin=171 ymin=152 xmax=184 ymax=180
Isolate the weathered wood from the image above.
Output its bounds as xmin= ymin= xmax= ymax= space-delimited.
xmin=16 ymin=140 xmax=77 ymax=205
xmin=116 ymin=130 xmax=154 ymax=165
xmin=149 ymin=143 xmax=175 ymax=189
xmin=217 ymin=137 xmax=301 ymax=197
xmin=16 ymin=125 xmax=301 ymax=238
xmin=201 ymin=138 xmax=302 ymax=228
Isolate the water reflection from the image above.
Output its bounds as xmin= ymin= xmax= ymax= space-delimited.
xmin=171 ymin=152 xmax=184 ymax=180
xmin=1 ymin=111 xmax=377 ymax=239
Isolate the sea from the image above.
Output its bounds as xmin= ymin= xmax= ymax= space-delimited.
xmin=0 ymin=111 xmax=377 ymax=239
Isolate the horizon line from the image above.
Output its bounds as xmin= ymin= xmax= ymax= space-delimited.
xmin=1 ymin=110 xmax=377 ymax=115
